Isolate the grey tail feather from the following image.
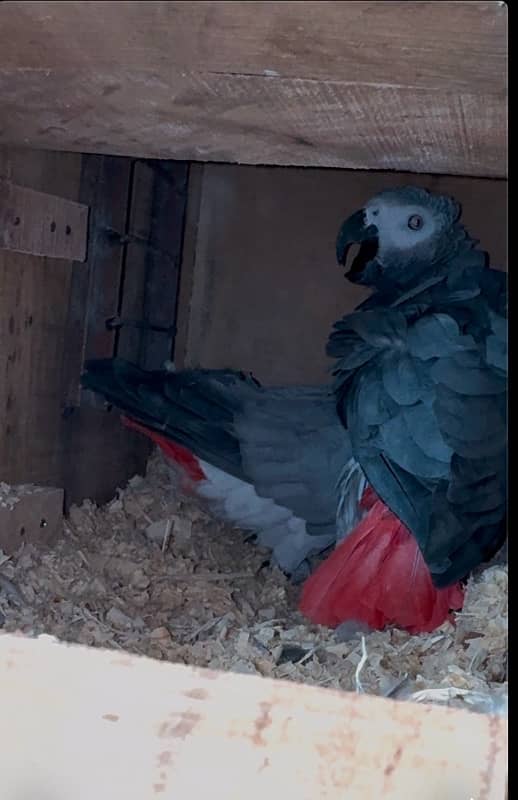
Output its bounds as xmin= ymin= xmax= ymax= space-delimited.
xmin=335 ymin=458 xmax=367 ymax=542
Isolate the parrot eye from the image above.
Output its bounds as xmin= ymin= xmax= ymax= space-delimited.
xmin=408 ymin=214 xmax=424 ymax=231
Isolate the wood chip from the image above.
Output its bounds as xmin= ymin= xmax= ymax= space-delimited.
xmin=0 ymin=450 xmax=507 ymax=714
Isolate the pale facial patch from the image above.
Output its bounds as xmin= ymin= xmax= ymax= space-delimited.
xmin=365 ymin=201 xmax=438 ymax=258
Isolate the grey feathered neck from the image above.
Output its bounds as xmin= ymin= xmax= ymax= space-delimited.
xmin=370 ymin=222 xmax=487 ymax=298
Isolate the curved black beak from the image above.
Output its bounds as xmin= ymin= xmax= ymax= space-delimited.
xmin=335 ymin=209 xmax=379 ymax=284
xmin=336 ymin=209 xmax=378 ymax=265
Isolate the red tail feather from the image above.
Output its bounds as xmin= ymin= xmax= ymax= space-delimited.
xmin=299 ymin=492 xmax=464 ymax=633
xmin=121 ymin=416 xmax=206 ymax=482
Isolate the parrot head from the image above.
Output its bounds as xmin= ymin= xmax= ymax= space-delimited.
xmin=335 ymin=186 xmax=481 ymax=289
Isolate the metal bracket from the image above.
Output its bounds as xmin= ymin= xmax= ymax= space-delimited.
xmin=102 ymin=227 xmax=175 ymax=264
xmin=105 ymin=316 xmax=177 ymax=335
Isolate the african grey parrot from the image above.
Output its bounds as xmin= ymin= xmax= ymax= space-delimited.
xmin=82 ymin=186 xmax=506 ymax=633
xmin=298 ymin=186 xmax=506 ymax=627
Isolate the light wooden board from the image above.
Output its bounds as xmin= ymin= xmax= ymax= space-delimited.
xmin=0 ymin=1 xmax=507 ymax=176
xmin=0 ymin=633 xmax=507 ymax=799
xmin=0 ymin=179 xmax=88 ymax=261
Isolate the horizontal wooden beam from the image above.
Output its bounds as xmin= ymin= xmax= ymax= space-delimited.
xmin=0 ymin=2 xmax=508 ymax=177
xmin=0 ymin=2 xmax=507 ymax=91
xmin=0 ymin=633 xmax=508 ymax=799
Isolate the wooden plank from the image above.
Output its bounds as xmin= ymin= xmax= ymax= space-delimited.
xmin=0 ymin=66 xmax=506 ymax=179
xmin=116 ymin=160 xmax=155 ymax=363
xmin=174 ymin=164 xmax=205 ymax=370
xmin=82 ymin=157 xmax=133 ymax=363
xmin=0 ymin=2 xmax=507 ymax=177
xmin=117 ymin=160 xmax=189 ymax=369
xmin=178 ymin=165 xmax=507 ymax=385
xmin=0 ymin=634 xmax=507 ymax=799
xmin=59 ymin=405 xmax=151 ymax=509
xmin=58 ymin=153 xmax=151 ymax=504
xmin=61 ymin=155 xmax=133 ymax=408
xmin=0 ymin=147 xmax=83 ymax=486
xmin=0 ymin=179 xmax=88 ymax=261
xmin=0 ymin=146 xmax=149 ymax=507
xmin=139 ymin=160 xmax=189 ymax=370
xmin=0 ymin=246 xmax=75 ymax=484
xmin=0 ymin=2 xmax=506 ymax=91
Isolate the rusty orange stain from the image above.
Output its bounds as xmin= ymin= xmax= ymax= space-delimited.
xmin=158 ymin=711 xmax=201 ymax=740
xmin=110 ymin=657 xmax=134 ymax=668
xmin=157 ymin=750 xmax=172 ymax=767
xmin=384 ymin=744 xmax=403 ymax=778
xmin=170 ymin=711 xmax=201 ymax=740
xmin=479 ymin=716 xmax=505 ymax=800
xmin=251 ymin=702 xmax=272 ymax=746
xmin=193 ymin=667 xmax=219 ymax=681
xmin=157 ymin=721 xmax=169 ymax=738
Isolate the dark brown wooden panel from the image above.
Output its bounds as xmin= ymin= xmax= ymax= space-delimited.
xmin=62 ymin=155 xmax=133 ymax=408
xmin=117 ymin=160 xmax=189 ymax=370
xmin=177 ymin=164 xmax=507 ymax=386
xmin=0 ymin=147 xmax=150 ymax=505
xmin=0 ymin=147 xmax=83 ymax=486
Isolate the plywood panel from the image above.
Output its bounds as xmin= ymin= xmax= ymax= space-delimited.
xmin=177 ymin=165 xmax=507 ymax=386
xmin=0 ymin=2 xmax=507 ymax=177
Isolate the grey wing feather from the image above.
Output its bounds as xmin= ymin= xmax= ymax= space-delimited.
xmin=382 ymin=352 xmax=433 ymax=406
xmin=234 ymin=387 xmax=351 ymax=537
xmin=330 ymin=290 xmax=507 ymax=586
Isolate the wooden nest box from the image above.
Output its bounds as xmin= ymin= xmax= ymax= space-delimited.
xmin=0 ymin=4 xmax=508 ymax=797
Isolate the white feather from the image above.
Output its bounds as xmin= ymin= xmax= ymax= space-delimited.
xmin=166 ymin=456 xmax=366 ymax=574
